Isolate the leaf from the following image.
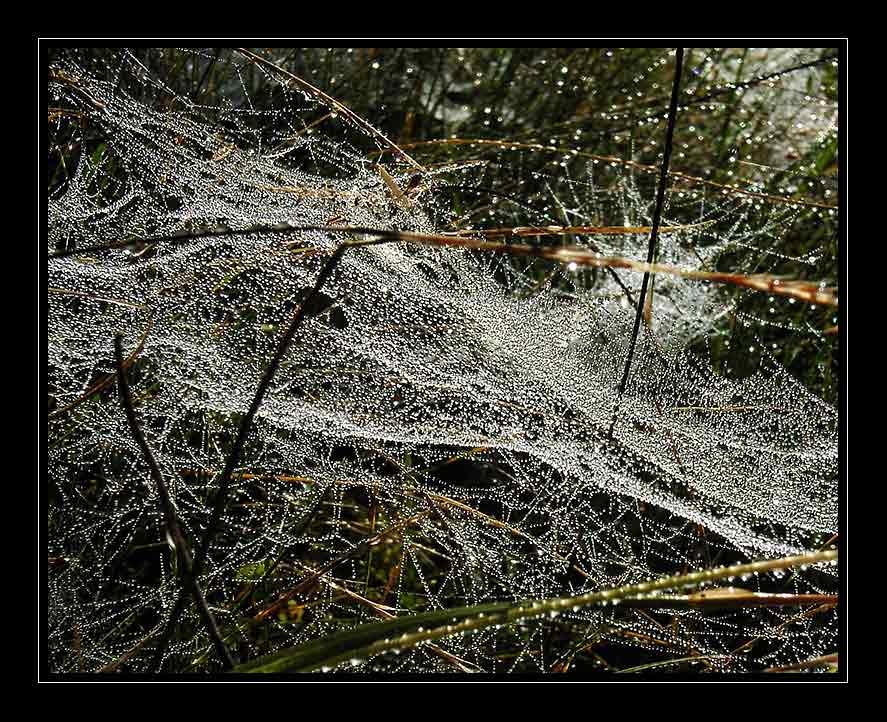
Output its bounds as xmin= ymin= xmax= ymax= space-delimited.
xmin=235 ymin=559 xmax=269 ymax=582
xmin=235 ymin=601 xmax=509 ymax=673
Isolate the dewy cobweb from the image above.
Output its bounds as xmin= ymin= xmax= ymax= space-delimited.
xmin=47 ymin=49 xmax=838 ymax=673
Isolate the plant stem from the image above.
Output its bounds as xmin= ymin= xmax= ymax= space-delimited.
xmin=114 ymin=334 xmax=234 ymax=670
xmin=608 ymin=47 xmax=685 ymax=439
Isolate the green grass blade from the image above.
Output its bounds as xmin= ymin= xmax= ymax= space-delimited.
xmin=234 ymin=549 xmax=837 ymax=673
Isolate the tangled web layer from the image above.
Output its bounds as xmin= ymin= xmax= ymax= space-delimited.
xmin=47 ymin=50 xmax=838 ymax=673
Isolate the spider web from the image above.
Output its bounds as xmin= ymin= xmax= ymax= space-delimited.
xmin=46 ymin=48 xmax=839 ymax=674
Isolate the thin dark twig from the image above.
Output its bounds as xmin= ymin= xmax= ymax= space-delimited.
xmin=192 ymin=48 xmax=221 ymax=101
xmin=45 ymin=221 xmax=680 ymax=260
xmin=47 ymin=223 xmax=837 ymax=307
xmin=614 ymin=52 xmax=837 ymax=114
xmin=193 ymin=238 xmax=391 ymax=571
xmin=113 ymin=334 xmax=235 ymax=670
xmin=151 ymin=236 xmax=393 ymax=670
xmin=51 ymin=318 xmax=153 ymax=419
xmin=556 ymin=51 xmax=838 ymax=141
xmin=608 ymin=48 xmax=685 ymax=440
xmin=47 ymin=225 xmax=275 ymax=260
xmin=235 ymin=48 xmax=424 ymax=171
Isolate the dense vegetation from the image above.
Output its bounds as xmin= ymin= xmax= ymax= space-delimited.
xmin=46 ymin=47 xmax=841 ymax=676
